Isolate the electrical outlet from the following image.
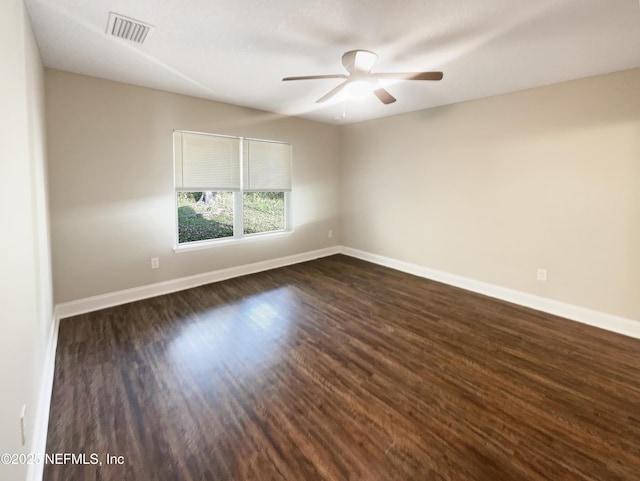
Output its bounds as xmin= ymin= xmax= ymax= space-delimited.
xmin=20 ymin=404 xmax=26 ymax=446
xmin=537 ymin=268 xmax=547 ymax=282
xmin=328 ymin=230 xmax=333 ymax=238
xmin=151 ymin=257 xmax=160 ymax=269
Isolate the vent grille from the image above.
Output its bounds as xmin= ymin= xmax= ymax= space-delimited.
xmin=106 ymin=12 xmax=154 ymax=44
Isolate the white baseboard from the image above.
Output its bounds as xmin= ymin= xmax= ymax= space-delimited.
xmin=340 ymin=246 xmax=640 ymax=340
xmin=26 ymin=312 xmax=60 ymax=481
xmin=55 ymin=244 xmax=639 ymax=339
xmin=55 ymin=246 xmax=341 ymax=319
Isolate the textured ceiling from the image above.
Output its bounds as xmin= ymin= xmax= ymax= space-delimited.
xmin=25 ymin=0 xmax=640 ymax=124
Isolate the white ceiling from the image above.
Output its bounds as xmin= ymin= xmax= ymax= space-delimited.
xmin=26 ymin=0 xmax=640 ymax=124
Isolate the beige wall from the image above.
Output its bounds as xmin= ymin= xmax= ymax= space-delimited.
xmin=0 ymin=1 xmax=53 ymax=480
xmin=341 ymin=68 xmax=640 ymax=321
xmin=45 ymin=70 xmax=341 ymax=303
xmin=45 ymin=65 xmax=640 ymax=321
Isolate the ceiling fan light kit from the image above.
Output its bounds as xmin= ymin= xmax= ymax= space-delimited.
xmin=343 ymin=79 xmax=377 ymax=98
xmin=283 ymin=49 xmax=443 ymax=105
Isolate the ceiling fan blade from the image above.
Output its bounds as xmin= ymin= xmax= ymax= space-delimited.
xmin=373 ymin=88 xmax=396 ymax=104
xmin=282 ymin=74 xmax=347 ymax=81
xmin=372 ymin=71 xmax=444 ymax=81
xmin=316 ymin=81 xmax=348 ymax=103
xmin=342 ymin=50 xmax=378 ymax=73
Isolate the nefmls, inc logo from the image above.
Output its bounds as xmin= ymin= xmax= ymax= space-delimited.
xmin=46 ymin=453 xmax=100 ymax=465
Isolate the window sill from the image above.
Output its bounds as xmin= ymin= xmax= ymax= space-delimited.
xmin=173 ymin=230 xmax=293 ymax=253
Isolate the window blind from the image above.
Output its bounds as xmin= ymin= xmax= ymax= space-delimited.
xmin=243 ymin=139 xmax=292 ymax=191
xmin=174 ymin=131 xmax=240 ymax=190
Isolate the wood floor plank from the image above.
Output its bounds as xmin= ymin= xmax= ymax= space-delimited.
xmin=44 ymin=255 xmax=640 ymax=480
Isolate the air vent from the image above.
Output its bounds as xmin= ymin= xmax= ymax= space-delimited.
xmin=106 ymin=12 xmax=154 ymax=44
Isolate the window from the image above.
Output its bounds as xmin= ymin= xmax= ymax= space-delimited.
xmin=173 ymin=131 xmax=291 ymax=246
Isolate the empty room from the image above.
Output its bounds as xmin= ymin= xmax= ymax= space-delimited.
xmin=2 ymin=0 xmax=640 ymax=480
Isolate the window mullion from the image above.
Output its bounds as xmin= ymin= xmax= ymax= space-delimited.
xmin=233 ymin=191 xmax=243 ymax=238
xmin=288 ymin=191 xmax=292 ymax=231
xmin=235 ymin=138 xmax=244 ymax=238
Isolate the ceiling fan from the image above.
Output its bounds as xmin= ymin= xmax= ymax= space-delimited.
xmin=282 ymin=49 xmax=443 ymax=105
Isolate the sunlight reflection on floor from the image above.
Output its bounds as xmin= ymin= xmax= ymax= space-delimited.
xmin=167 ymin=287 xmax=295 ymax=383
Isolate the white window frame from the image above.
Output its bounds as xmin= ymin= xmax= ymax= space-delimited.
xmin=173 ymin=130 xmax=292 ymax=251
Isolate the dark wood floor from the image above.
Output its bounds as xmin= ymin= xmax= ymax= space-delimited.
xmin=44 ymin=255 xmax=640 ymax=481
